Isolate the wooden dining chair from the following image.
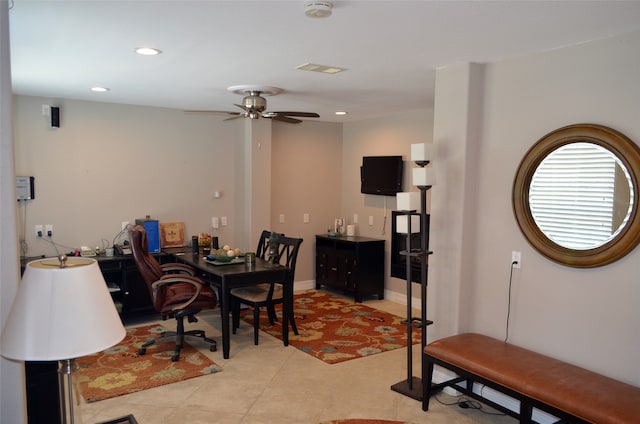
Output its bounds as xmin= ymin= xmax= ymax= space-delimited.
xmin=230 ymin=232 xmax=302 ymax=345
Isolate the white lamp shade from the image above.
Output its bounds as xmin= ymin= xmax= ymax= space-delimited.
xmin=1 ymin=257 xmax=126 ymax=361
xmin=396 ymin=215 xmax=421 ymax=234
xmin=397 ymin=192 xmax=420 ymax=212
xmin=412 ymin=166 xmax=436 ymax=187
xmin=411 ymin=143 xmax=434 ymax=162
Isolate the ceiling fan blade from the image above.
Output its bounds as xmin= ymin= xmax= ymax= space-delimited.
xmin=271 ymin=115 xmax=302 ymax=124
xmin=234 ymin=104 xmax=250 ymax=112
xmin=272 ymin=111 xmax=320 ymax=118
xmin=184 ymin=110 xmax=241 ymax=115
xmin=224 ymin=114 xmax=244 ymax=121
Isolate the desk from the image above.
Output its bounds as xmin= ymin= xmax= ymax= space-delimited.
xmin=173 ymin=252 xmax=290 ymax=359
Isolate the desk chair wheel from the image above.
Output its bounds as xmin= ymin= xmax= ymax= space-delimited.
xmin=138 ymin=347 xmax=147 ymax=355
xmin=210 ymin=344 xmax=217 ymax=352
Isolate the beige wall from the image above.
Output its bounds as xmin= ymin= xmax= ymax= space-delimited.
xmin=271 ymin=120 xmax=343 ymax=283
xmin=13 ymin=96 xmax=245 ymax=255
xmin=341 ymin=109 xmax=434 ymax=301
xmin=432 ymin=31 xmax=640 ymax=386
xmin=13 ymin=95 xmax=343 ymax=286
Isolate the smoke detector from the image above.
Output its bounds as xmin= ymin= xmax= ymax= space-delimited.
xmin=304 ymin=1 xmax=333 ymax=18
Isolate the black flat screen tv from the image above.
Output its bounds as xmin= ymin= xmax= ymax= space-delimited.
xmin=360 ymin=155 xmax=403 ymax=196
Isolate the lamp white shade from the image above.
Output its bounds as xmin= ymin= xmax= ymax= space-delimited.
xmin=1 ymin=257 xmax=126 ymax=361
xmin=412 ymin=166 xmax=436 ymax=187
xmin=397 ymin=192 xmax=420 ymax=212
xmin=411 ymin=143 xmax=434 ymax=162
xmin=396 ymin=215 xmax=421 ymax=234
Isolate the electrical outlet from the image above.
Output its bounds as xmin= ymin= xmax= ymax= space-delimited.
xmin=35 ymin=225 xmax=43 ymax=237
xmin=353 ymin=213 xmax=358 ymax=224
xmin=121 ymin=221 xmax=129 ymax=230
xmin=303 ymin=213 xmax=310 ymax=223
xmin=212 ymin=217 xmax=219 ymax=229
xmin=279 ymin=214 xmax=285 ymax=224
xmin=368 ymin=216 xmax=374 ymax=226
xmin=45 ymin=225 xmax=53 ymax=237
xmin=512 ymin=251 xmax=522 ymax=268
xmin=221 ymin=216 xmax=228 ymax=226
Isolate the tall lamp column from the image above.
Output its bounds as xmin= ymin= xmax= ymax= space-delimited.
xmin=391 ymin=143 xmax=435 ymax=400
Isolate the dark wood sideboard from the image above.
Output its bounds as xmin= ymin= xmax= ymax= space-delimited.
xmin=315 ymin=234 xmax=385 ymax=302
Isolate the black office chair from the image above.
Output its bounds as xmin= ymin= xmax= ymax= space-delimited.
xmin=231 ymin=232 xmax=302 ymax=345
xmin=129 ymin=225 xmax=217 ymax=361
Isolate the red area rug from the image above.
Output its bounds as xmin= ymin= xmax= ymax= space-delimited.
xmin=241 ymin=290 xmax=420 ymax=364
xmin=321 ymin=420 xmax=412 ymax=424
xmin=77 ymin=324 xmax=222 ymax=402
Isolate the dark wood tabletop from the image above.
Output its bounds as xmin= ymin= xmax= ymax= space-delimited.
xmin=171 ymin=251 xmax=290 ymax=359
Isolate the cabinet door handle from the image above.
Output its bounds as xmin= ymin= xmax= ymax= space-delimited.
xmin=331 ymin=267 xmax=337 ymax=271
xmin=124 ymin=291 xmax=130 ymax=296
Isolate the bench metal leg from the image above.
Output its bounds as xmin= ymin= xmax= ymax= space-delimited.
xmin=422 ymin=360 xmax=434 ymax=411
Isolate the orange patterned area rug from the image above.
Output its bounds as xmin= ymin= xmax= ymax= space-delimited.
xmin=241 ymin=290 xmax=420 ymax=364
xmin=320 ymin=421 xmax=412 ymax=424
xmin=77 ymin=324 xmax=222 ymax=403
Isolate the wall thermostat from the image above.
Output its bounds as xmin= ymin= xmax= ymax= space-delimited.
xmin=16 ymin=176 xmax=35 ymax=200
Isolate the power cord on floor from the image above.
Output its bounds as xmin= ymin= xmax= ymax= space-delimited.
xmin=434 ymin=392 xmax=506 ymax=417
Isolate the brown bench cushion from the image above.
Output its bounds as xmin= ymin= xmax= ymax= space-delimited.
xmin=424 ymin=333 xmax=640 ymax=424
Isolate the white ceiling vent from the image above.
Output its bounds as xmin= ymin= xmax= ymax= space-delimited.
xmin=296 ymin=63 xmax=346 ymax=74
xmin=304 ymin=1 xmax=333 ymax=18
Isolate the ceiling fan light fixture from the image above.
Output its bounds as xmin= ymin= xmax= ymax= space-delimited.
xmin=304 ymin=1 xmax=333 ymax=18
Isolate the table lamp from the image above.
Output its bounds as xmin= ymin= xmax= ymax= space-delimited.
xmin=1 ymin=255 xmax=126 ymax=424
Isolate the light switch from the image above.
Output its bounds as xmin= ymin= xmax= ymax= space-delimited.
xmin=368 ymin=216 xmax=374 ymax=226
xmin=221 ymin=216 xmax=228 ymax=226
xmin=212 ymin=217 xmax=219 ymax=229
xmin=303 ymin=213 xmax=310 ymax=223
xmin=279 ymin=214 xmax=285 ymax=224
xmin=353 ymin=213 xmax=358 ymax=224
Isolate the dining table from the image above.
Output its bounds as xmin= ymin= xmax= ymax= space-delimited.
xmin=171 ymin=251 xmax=291 ymax=359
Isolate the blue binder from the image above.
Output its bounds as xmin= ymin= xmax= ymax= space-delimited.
xmin=135 ymin=219 xmax=160 ymax=253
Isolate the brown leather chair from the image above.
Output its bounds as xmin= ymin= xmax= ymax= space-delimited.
xmin=129 ymin=225 xmax=217 ymax=361
xmin=231 ymin=232 xmax=302 ymax=345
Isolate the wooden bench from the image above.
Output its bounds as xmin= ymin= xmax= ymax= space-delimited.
xmin=422 ymin=333 xmax=640 ymax=423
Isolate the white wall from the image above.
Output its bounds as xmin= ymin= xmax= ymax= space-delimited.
xmin=1 ymin=1 xmax=27 ymax=422
xmin=433 ymin=31 xmax=640 ymax=385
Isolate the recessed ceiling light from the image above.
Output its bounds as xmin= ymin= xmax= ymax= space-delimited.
xmin=335 ymin=111 xmax=348 ymax=116
xmin=91 ymin=87 xmax=110 ymax=92
xmin=135 ymin=47 xmax=162 ymax=56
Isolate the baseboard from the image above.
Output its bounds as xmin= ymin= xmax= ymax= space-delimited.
xmin=294 ymin=280 xmax=315 ymax=291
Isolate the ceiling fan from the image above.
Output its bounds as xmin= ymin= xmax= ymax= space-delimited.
xmin=186 ymin=85 xmax=320 ymax=124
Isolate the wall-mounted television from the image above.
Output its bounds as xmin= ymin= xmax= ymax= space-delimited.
xmin=360 ymin=155 xmax=403 ymax=196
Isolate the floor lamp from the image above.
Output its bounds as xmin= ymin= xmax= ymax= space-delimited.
xmin=1 ymin=255 xmax=126 ymax=424
xmin=391 ymin=142 xmax=435 ymax=400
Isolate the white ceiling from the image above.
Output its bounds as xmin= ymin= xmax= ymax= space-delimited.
xmin=8 ymin=1 xmax=640 ymax=123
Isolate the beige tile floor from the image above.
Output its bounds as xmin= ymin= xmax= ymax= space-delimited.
xmin=82 ymin=292 xmax=516 ymax=424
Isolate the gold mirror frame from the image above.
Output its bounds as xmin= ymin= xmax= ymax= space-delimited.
xmin=513 ymin=123 xmax=640 ymax=267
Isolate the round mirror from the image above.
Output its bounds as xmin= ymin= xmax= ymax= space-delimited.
xmin=513 ymin=124 xmax=640 ymax=267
